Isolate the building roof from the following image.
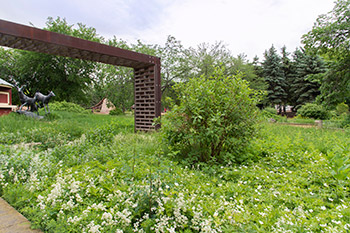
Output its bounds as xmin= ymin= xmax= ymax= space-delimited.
xmin=0 ymin=78 xmax=13 ymax=87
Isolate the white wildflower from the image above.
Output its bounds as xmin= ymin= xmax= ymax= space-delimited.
xmin=331 ymin=219 xmax=341 ymax=225
xmin=75 ymin=193 xmax=83 ymax=203
xmin=116 ymin=208 xmax=132 ymax=227
xmin=67 ymin=216 xmax=82 ymax=224
xmin=259 ymin=212 xmax=267 ymax=217
xmin=87 ymin=220 xmax=101 ymax=233
xmin=101 ymin=212 xmax=114 ymax=226
xmin=344 ymin=223 xmax=350 ymax=230
xmin=69 ymin=180 xmax=81 ymax=193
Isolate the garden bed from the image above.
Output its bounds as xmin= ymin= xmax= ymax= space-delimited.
xmin=0 ymin=112 xmax=350 ymax=232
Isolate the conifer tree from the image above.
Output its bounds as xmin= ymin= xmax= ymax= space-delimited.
xmin=280 ymin=46 xmax=294 ymax=111
xmin=262 ymin=45 xmax=287 ymax=113
xmin=290 ymin=48 xmax=326 ymax=109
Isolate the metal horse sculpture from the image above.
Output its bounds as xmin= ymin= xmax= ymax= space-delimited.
xmin=15 ymin=84 xmax=38 ymax=112
xmin=34 ymin=91 xmax=55 ymax=114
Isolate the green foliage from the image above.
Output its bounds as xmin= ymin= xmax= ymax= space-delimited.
xmin=50 ymin=101 xmax=90 ymax=114
xmin=302 ymin=0 xmax=350 ymax=106
xmin=259 ymin=107 xmax=288 ymax=123
xmin=231 ymin=54 xmax=268 ymax=92
xmin=161 ymin=68 xmax=261 ymax=165
xmin=1 ymin=113 xmax=350 ymax=232
xmin=7 ymin=17 xmax=102 ymax=105
xmin=109 ymin=108 xmax=124 ymax=116
xmin=341 ymin=114 xmax=350 ymax=128
xmin=302 ymin=0 xmax=350 ymax=57
xmin=326 ymin=145 xmax=350 ymax=181
xmin=263 ymin=107 xmax=277 ymax=115
xmin=297 ymin=103 xmax=330 ymax=120
xmin=289 ymin=48 xmax=326 ymax=109
xmin=260 ymin=107 xmax=277 ymax=119
xmin=262 ymin=45 xmax=287 ymax=108
xmin=336 ymin=102 xmax=349 ymax=116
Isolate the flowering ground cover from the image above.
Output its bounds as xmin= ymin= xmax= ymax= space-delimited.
xmin=0 ymin=112 xmax=350 ymax=232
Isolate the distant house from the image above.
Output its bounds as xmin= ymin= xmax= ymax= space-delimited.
xmin=0 ymin=78 xmax=16 ymax=116
xmin=90 ymin=98 xmax=116 ymax=114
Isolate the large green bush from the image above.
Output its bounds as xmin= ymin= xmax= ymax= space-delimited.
xmin=297 ymin=103 xmax=330 ymax=120
xmin=49 ymin=101 xmax=90 ymax=114
xmin=109 ymin=108 xmax=123 ymax=116
xmin=161 ymin=68 xmax=261 ymax=165
xmin=336 ymin=102 xmax=349 ymax=116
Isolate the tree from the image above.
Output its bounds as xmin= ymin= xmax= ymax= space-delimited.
xmin=280 ymin=46 xmax=294 ymax=109
xmin=5 ymin=17 xmax=103 ymax=105
xmin=155 ymin=36 xmax=189 ymax=108
xmin=182 ymin=42 xmax=266 ymax=91
xmin=302 ymin=0 xmax=350 ymax=106
xmin=90 ymin=38 xmax=159 ymax=112
xmin=184 ymin=41 xmax=232 ymax=79
xmin=262 ymin=45 xmax=287 ymax=113
xmin=88 ymin=38 xmax=134 ymax=112
xmin=290 ymin=48 xmax=326 ymax=109
xmin=158 ymin=40 xmax=265 ymax=108
xmin=230 ymin=54 xmax=267 ymax=92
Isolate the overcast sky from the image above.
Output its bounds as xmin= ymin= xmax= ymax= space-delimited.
xmin=0 ymin=0 xmax=335 ymax=60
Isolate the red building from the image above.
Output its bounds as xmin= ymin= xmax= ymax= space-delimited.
xmin=0 ymin=78 xmax=16 ymax=116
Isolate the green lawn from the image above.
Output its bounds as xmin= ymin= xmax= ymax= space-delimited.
xmin=0 ymin=112 xmax=349 ymax=232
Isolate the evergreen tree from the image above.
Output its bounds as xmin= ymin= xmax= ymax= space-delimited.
xmin=262 ymin=45 xmax=287 ymax=113
xmin=280 ymin=46 xmax=294 ymax=111
xmin=290 ymin=48 xmax=326 ymax=109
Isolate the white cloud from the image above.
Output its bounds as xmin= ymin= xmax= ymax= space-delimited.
xmin=0 ymin=0 xmax=335 ymax=59
xmin=136 ymin=0 xmax=335 ymax=59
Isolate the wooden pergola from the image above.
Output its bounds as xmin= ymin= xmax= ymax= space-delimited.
xmin=0 ymin=19 xmax=161 ymax=131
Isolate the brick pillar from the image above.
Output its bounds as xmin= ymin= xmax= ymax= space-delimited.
xmin=134 ymin=64 xmax=161 ymax=131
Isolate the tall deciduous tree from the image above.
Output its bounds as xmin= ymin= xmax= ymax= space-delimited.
xmin=91 ymin=37 xmax=158 ymax=112
xmin=8 ymin=17 xmax=103 ymax=105
xmin=302 ymin=0 xmax=350 ymax=106
xmin=230 ymin=54 xmax=267 ymax=92
xmin=184 ymin=41 xmax=232 ymax=79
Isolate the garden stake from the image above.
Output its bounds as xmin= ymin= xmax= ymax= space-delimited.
xmin=132 ymin=133 xmax=136 ymax=175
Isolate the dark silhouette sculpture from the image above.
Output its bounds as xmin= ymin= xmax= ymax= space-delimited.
xmin=14 ymin=84 xmax=38 ymax=113
xmin=34 ymin=91 xmax=55 ymax=114
xmin=15 ymin=84 xmax=26 ymax=106
xmin=13 ymin=82 xmax=54 ymax=118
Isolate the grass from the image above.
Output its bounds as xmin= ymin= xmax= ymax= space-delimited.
xmin=0 ymin=112 xmax=350 ymax=232
xmin=0 ymin=111 xmax=133 ymax=149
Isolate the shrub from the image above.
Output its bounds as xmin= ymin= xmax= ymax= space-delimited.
xmin=263 ymin=107 xmax=277 ymax=115
xmin=109 ymin=108 xmax=123 ymax=115
xmin=336 ymin=102 xmax=349 ymax=116
xmin=297 ymin=103 xmax=330 ymax=120
xmin=260 ymin=107 xmax=288 ymax=123
xmin=161 ymin=68 xmax=261 ymax=165
xmin=49 ymin=101 xmax=90 ymax=114
xmin=260 ymin=107 xmax=277 ymax=119
xmin=341 ymin=114 xmax=350 ymax=128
